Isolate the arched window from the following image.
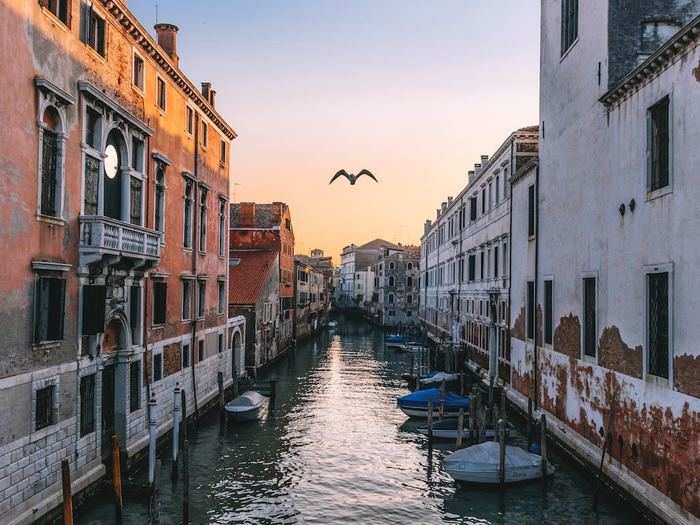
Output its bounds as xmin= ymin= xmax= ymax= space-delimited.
xmin=389 ymin=262 xmax=395 ymax=270
xmin=407 ymin=262 xmax=413 ymax=270
xmin=104 ymin=130 xmax=125 ymax=220
xmin=199 ymin=187 xmax=208 ymax=252
xmin=40 ymin=107 xmax=62 ymax=217
xmin=388 ymin=276 xmax=395 ymax=287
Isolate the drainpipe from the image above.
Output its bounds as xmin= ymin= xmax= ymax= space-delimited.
xmin=533 ymin=163 xmax=540 ymax=410
xmin=144 ymin=133 xmax=153 ymax=437
xmin=190 ymin=113 xmax=200 ymax=419
xmin=507 ymin=141 xmax=514 ymax=392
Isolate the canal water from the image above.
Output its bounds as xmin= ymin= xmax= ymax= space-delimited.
xmin=77 ymin=316 xmax=647 ymax=525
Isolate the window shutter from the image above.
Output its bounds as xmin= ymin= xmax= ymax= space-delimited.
xmin=79 ymin=2 xmax=89 ymax=43
xmin=82 ymin=285 xmax=106 ymax=335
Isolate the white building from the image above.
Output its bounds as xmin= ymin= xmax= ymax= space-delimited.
xmin=419 ymin=127 xmax=538 ymax=373
xmin=507 ymin=3 xmax=700 ymax=523
xmin=337 ymin=239 xmax=400 ymax=308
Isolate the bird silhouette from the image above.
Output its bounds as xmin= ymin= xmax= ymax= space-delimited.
xmin=329 ymin=169 xmax=378 ymax=185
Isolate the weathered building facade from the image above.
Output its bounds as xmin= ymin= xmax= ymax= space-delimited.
xmin=228 ymin=250 xmax=280 ymax=372
xmin=230 ymin=202 xmax=295 ymax=353
xmin=337 ymin=239 xmax=399 ymax=309
xmin=293 ymin=255 xmax=329 ymax=339
xmin=0 ymin=1 xmax=238 ymax=522
xmin=419 ymin=127 xmax=537 ymax=376
xmin=506 ymin=2 xmax=700 ymax=523
xmin=371 ymin=247 xmax=420 ymax=327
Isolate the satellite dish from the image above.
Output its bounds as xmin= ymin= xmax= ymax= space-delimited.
xmin=104 ymin=144 xmax=119 ymax=179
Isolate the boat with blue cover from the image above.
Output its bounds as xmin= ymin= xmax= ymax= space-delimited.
xmin=396 ymin=387 xmax=470 ymax=418
xmin=384 ymin=333 xmax=408 ymax=349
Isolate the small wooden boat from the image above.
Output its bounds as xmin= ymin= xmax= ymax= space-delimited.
xmin=444 ymin=441 xmax=555 ymax=484
xmin=397 ymin=387 xmax=469 ymax=418
xmin=224 ymin=391 xmax=268 ymax=421
xmin=416 ymin=419 xmax=502 ymax=441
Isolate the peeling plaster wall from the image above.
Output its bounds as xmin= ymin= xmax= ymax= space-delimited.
xmin=536 ymin=1 xmax=700 ymax=520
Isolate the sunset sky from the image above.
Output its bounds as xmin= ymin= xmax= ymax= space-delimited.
xmin=130 ymin=1 xmax=540 ymax=262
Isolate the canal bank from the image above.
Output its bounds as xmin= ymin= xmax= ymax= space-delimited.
xmin=76 ymin=316 xmax=647 ymax=524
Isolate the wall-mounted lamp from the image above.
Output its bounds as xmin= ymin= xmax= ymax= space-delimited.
xmin=629 ymin=199 xmax=636 ymax=212
xmin=619 ymin=203 xmax=626 ymax=216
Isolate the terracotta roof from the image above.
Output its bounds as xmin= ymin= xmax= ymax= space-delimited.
xmin=228 ymin=250 xmax=278 ymax=305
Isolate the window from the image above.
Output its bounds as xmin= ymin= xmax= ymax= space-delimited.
xmin=132 ymin=52 xmax=144 ymax=92
xmin=583 ymin=277 xmax=596 ymax=357
xmin=199 ymin=187 xmax=208 ymax=252
xmin=407 ymin=295 xmax=413 ymax=304
xmin=183 ymin=179 xmax=193 ymax=248
xmin=129 ymin=361 xmax=140 ymax=412
xmin=153 ymin=280 xmax=167 ymax=325
xmin=131 ymin=137 xmax=144 ymax=172
xmin=197 ymin=280 xmax=206 ymax=318
xmin=494 ymin=246 xmax=499 ymax=278
xmin=220 ymin=139 xmax=226 ymax=165
xmin=488 ymin=182 xmax=493 ymax=211
xmin=468 ymin=254 xmax=476 ymax=281
xmin=495 ymin=176 xmax=500 ymax=205
xmin=201 ymin=122 xmax=208 ymax=147
xmin=80 ymin=2 xmax=105 ymax=56
xmin=218 ymin=280 xmax=225 ymax=314
xmin=129 ymin=285 xmax=141 ymax=345
xmin=648 ymin=96 xmax=670 ymax=193
xmin=544 ymin=280 xmax=553 ymax=345
xmin=218 ymin=198 xmax=226 ymax=257
xmin=153 ymin=352 xmax=163 ymax=382
xmin=155 ymin=164 xmax=165 ymax=233
xmin=130 ymin=176 xmax=142 ymax=225
xmin=156 ymin=77 xmax=166 ymax=111
xmin=470 ymin=196 xmax=477 ymax=221
xmin=528 ymin=184 xmax=536 ymax=238
xmin=44 ymin=0 xmax=70 ymax=25
xmin=186 ymin=106 xmax=194 ymax=135
xmin=35 ymin=385 xmax=55 ymax=431
xmin=40 ymin=107 xmax=62 ymax=217
xmin=85 ymin=107 xmax=101 ymax=149
xmin=481 ymin=188 xmax=486 ymax=214
xmin=647 ymin=271 xmax=669 ymax=378
xmin=388 ymin=294 xmax=394 ymax=304
xmin=527 ymin=281 xmax=535 ymax=340
xmin=218 ymin=333 xmax=224 ymax=354
xmin=561 ymin=0 xmax=578 ymax=55
xmin=503 ymin=241 xmax=508 ymax=276
xmin=182 ymin=343 xmax=190 ymax=368
xmin=388 ymin=276 xmax=395 ymax=287
xmin=34 ymin=276 xmax=65 ymax=343
xmin=80 ymin=374 xmax=95 ymax=437
xmin=480 ymin=251 xmax=485 ymax=280
xmin=407 ymin=276 xmax=413 ymax=287
xmin=198 ymin=339 xmax=204 ymax=362
xmin=82 ymin=285 xmax=106 ymax=336
xmin=182 ymin=279 xmax=192 ymax=320
xmin=389 ymin=262 xmax=395 ymax=270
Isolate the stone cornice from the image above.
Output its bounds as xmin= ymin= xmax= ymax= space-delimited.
xmin=100 ymin=0 xmax=237 ymax=140
xmin=601 ymin=14 xmax=700 ymax=109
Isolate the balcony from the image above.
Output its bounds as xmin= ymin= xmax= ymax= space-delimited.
xmin=80 ymin=215 xmax=162 ymax=268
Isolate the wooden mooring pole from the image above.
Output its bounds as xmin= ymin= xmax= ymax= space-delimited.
xmin=172 ymin=383 xmax=181 ymax=480
xmin=456 ymin=408 xmax=464 ymax=448
xmin=527 ymin=398 xmax=533 ymax=450
xmin=112 ymin=435 xmax=123 ymax=521
xmin=270 ymin=378 xmax=277 ymax=409
xmin=540 ymin=414 xmax=548 ymax=479
xmin=498 ymin=419 xmax=506 ymax=489
xmin=183 ymin=438 xmax=190 ymax=524
xmin=61 ymin=459 xmax=73 ymax=525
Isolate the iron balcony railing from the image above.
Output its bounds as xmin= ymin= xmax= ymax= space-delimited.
xmin=80 ymin=215 xmax=162 ymax=262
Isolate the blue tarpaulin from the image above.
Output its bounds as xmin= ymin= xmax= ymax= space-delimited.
xmin=397 ymin=388 xmax=470 ymax=410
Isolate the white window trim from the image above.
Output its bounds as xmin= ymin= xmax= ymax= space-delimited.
xmin=185 ymin=105 xmax=195 ymax=136
xmin=131 ymin=47 xmax=145 ymax=95
xmin=646 ymin=92 xmax=674 ymax=202
xmin=643 ymin=262 xmax=674 ymax=386
xmin=181 ymin=276 xmax=195 ymax=321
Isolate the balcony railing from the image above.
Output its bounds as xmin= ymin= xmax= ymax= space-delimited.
xmin=80 ymin=215 xmax=162 ymax=265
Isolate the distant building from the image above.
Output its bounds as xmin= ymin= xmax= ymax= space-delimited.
xmin=294 ymin=256 xmax=329 ymax=339
xmin=337 ymin=239 xmax=401 ymax=308
xmin=230 ymin=202 xmax=295 ymax=352
xmin=372 ymin=247 xmax=420 ymax=327
xmin=228 ymin=250 xmax=280 ymax=372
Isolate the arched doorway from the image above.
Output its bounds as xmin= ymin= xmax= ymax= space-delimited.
xmin=104 ymin=129 xmax=126 ymax=220
xmin=232 ymin=330 xmax=242 ymax=378
xmin=100 ymin=315 xmax=129 ymax=460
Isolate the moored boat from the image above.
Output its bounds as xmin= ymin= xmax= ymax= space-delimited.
xmin=224 ymin=391 xmax=268 ymax=421
xmin=416 ymin=419 xmax=502 ymax=441
xmin=396 ymin=387 xmax=469 ymax=418
xmin=444 ymin=441 xmax=555 ymax=484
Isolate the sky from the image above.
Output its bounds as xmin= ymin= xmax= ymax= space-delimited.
xmin=130 ymin=1 xmax=540 ymax=262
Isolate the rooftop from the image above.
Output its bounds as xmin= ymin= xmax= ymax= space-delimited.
xmin=229 ymin=250 xmax=278 ymax=305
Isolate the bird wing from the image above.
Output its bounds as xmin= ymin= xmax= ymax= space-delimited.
xmin=357 ymin=169 xmax=378 ymax=182
xmin=330 ymin=169 xmax=350 ymax=184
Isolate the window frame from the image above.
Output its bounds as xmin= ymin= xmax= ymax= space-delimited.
xmin=79 ymin=373 xmax=96 ymax=437
xmin=526 ymin=280 xmax=535 ymax=340
xmin=34 ymin=379 xmax=58 ymax=432
xmin=581 ymin=274 xmax=598 ymax=361
xmin=644 ymin=263 xmax=673 ymax=384
xmin=152 ymin=350 xmax=163 ymax=382
xmin=181 ymin=277 xmax=194 ymax=321
xmin=197 ymin=279 xmax=206 ymax=319
xmin=218 ymin=278 xmax=226 ymax=314
xmin=185 ymin=105 xmax=195 ymax=136
xmin=646 ymin=94 xmax=672 ymax=199
xmin=132 ymin=48 xmax=145 ymax=94
xmin=560 ymin=0 xmax=579 ymax=57
xmin=156 ymin=75 xmax=167 ymax=113
xmin=33 ymin=273 xmax=66 ymax=345
xmin=544 ymin=278 xmax=553 ymax=346
xmin=129 ymin=361 xmax=141 ymax=412
xmin=79 ymin=2 xmax=106 ymax=58
xmin=152 ymin=279 xmax=167 ymax=326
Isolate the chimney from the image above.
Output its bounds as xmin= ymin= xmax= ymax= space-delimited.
xmin=238 ymin=202 xmax=256 ymax=227
xmin=447 ymin=196 xmax=453 ymax=206
xmin=154 ymin=23 xmax=179 ymax=66
xmin=201 ymin=82 xmax=211 ymax=100
xmin=441 ymin=201 xmax=447 ymax=213
xmin=474 ymin=163 xmax=482 ymax=173
xmin=209 ymin=89 xmax=216 ymax=108
xmin=468 ymin=170 xmax=475 ymax=182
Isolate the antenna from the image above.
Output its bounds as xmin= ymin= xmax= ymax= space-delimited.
xmin=155 ymin=1 xmax=159 ymax=24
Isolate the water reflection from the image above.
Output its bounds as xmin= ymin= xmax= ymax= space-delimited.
xmin=78 ymin=316 xmax=645 ymax=525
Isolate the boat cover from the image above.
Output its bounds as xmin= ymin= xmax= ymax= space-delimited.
xmin=419 ymin=372 xmax=459 ymax=385
xmin=445 ymin=441 xmax=541 ymax=469
xmin=397 ymin=387 xmax=469 ymax=410
xmin=226 ymin=391 xmax=267 ymax=411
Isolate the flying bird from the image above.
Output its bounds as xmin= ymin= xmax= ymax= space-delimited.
xmin=329 ymin=169 xmax=378 ymax=185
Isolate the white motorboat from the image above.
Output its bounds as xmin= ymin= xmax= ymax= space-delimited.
xmin=418 ymin=372 xmax=459 ymax=386
xmin=416 ymin=419 xmax=500 ymax=441
xmin=444 ymin=441 xmax=555 ymax=485
xmin=224 ymin=391 xmax=268 ymax=421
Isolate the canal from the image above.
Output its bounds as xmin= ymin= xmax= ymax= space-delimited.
xmin=78 ymin=316 xmax=647 ymax=524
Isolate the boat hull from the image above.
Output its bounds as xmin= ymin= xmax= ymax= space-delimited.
xmin=398 ymin=406 xmax=464 ymax=419
xmin=226 ymin=405 xmax=263 ymax=421
xmin=446 ymin=463 xmax=556 ymax=485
